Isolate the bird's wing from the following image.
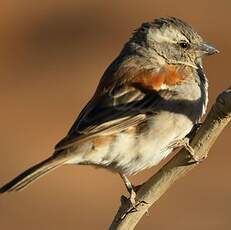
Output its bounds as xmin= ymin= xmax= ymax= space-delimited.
xmin=55 ymin=66 xmax=184 ymax=151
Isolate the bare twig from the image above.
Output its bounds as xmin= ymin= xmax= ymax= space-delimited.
xmin=110 ymin=87 xmax=231 ymax=230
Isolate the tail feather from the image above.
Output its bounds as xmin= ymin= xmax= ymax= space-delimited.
xmin=0 ymin=154 xmax=68 ymax=193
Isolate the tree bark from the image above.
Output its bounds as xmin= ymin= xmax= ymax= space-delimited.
xmin=110 ymin=87 xmax=231 ymax=230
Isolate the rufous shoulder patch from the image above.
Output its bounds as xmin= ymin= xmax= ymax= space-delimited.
xmin=131 ymin=65 xmax=185 ymax=91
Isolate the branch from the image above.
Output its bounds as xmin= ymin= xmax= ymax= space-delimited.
xmin=110 ymin=87 xmax=231 ymax=230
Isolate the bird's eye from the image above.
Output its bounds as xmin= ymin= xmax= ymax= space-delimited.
xmin=179 ymin=41 xmax=190 ymax=49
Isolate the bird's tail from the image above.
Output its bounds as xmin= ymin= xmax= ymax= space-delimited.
xmin=0 ymin=153 xmax=69 ymax=193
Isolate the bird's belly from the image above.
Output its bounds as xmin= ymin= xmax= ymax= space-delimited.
xmin=110 ymin=112 xmax=193 ymax=175
xmin=70 ymin=112 xmax=193 ymax=175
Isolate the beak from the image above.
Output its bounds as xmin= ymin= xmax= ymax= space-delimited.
xmin=200 ymin=42 xmax=219 ymax=55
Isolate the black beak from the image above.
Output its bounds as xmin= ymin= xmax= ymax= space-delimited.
xmin=200 ymin=42 xmax=219 ymax=55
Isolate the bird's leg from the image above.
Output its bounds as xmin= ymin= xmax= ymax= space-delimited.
xmin=120 ymin=174 xmax=137 ymax=207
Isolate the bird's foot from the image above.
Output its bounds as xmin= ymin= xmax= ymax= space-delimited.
xmin=120 ymin=174 xmax=149 ymax=217
xmin=169 ymin=137 xmax=206 ymax=164
xmin=120 ymin=194 xmax=148 ymax=220
xmin=127 ymin=186 xmax=148 ymax=211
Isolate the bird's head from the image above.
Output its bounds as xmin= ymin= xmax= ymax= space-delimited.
xmin=129 ymin=17 xmax=219 ymax=68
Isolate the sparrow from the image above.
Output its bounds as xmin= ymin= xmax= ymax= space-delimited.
xmin=0 ymin=17 xmax=218 ymax=205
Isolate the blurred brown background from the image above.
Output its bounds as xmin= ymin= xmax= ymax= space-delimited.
xmin=0 ymin=1 xmax=230 ymax=229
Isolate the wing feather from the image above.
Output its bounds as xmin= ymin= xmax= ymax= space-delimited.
xmin=55 ymin=67 xmax=180 ymax=151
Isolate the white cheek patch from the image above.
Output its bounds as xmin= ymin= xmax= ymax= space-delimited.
xmin=148 ymin=27 xmax=189 ymax=44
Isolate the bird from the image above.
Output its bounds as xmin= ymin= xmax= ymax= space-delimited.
xmin=0 ymin=17 xmax=218 ymax=206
